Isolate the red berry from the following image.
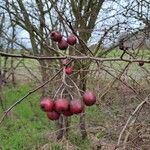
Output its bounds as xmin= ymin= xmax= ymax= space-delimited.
xmin=47 ymin=111 xmax=60 ymax=120
xmin=40 ymin=98 xmax=54 ymax=112
xmin=54 ymin=98 xmax=69 ymax=113
xmin=65 ymin=67 xmax=73 ymax=75
xmin=67 ymin=35 xmax=77 ymax=45
xmin=70 ymin=99 xmax=84 ymax=114
xmin=58 ymin=39 xmax=68 ymax=50
xmin=51 ymin=31 xmax=62 ymax=42
xmin=83 ymin=91 xmax=96 ymax=106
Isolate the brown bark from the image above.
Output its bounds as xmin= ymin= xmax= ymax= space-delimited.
xmin=56 ymin=89 xmax=71 ymax=140
xmin=0 ymin=72 xmax=5 ymax=111
xmin=80 ymin=113 xmax=87 ymax=139
xmin=70 ymin=1 xmax=105 ymax=138
xmin=79 ymin=69 xmax=88 ymax=139
xmin=64 ymin=117 xmax=71 ymax=139
xmin=56 ymin=116 xmax=70 ymax=140
xmin=10 ymin=58 xmax=16 ymax=86
xmin=56 ymin=115 xmax=64 ymax=140
xmin=39 ymin=60 xmax=50 ymax=97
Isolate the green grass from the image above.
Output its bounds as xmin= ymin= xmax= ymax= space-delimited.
xmin=0 ymin=49 xmax=149 ymax=149
xmin=0 ymin=85 xmax=105 ymax=150
xmin=0 ymin=85 xmax=53 ymax=150
xmin=105 ymin=49 xmax=150 ymax=58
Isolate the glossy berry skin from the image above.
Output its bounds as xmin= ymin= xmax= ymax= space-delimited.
xmin=65 ymin=67 xmax=73 ymax=75
xmin=58 ymin=39 xmax=68 ymax=50
xmin=47 ymin=111 xmax=60 ymax=120
xmin=54 ymin=98 xmax=69 ymax=113
xmin=138 ymin=61 xmax=144 ymax=66
xmin=83 ymin=91 xmax=96 ymax=106
xmin=67 ymin=35 xmax=77 ymax=45
xmin=51 ymin=31 xmax=62 ymax=42
xmin=70 ymin=99 xmax=84 ymax=114
xmin=40 ymin=98 xmax=54 ymax=112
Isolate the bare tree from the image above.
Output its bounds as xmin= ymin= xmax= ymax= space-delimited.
xmin=1 ymin=0 xmax=149 ymax=144
xmin=0 ymin=0 xmax=128 ymax=139
xmin=115 ymin=0 xmax=150 ymax=49
xmin=0 ymin=12 xmax=5 ymax=110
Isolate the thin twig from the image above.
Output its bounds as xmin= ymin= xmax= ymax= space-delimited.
xmin=62 ymin=67 xmax=73 ymax=88
xmin=117 ymin=94 xmax=150 ymax=146
xmin=0 ymin=60 xmax=73 ymax=125
xmin=53 ymin=83 xmax=64 ymax=99
xmin=66 ymin=76 xmax=82 ymax=98
xmin=0 ymin=52 xmax=149 ymax=63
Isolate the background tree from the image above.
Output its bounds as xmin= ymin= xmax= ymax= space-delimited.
xmin=0 ymin=0 xmax=150 ymax=149
xmin=1 ymin=0 xmax=146 ymax=139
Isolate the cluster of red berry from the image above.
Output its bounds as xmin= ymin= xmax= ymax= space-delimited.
xmin=40 ymin=91 xmax=96 ymax=120
xmin=51 ymin=31 xmax=77 ymax=50
xmin=51 ymin=31 xmax=77 ymax=75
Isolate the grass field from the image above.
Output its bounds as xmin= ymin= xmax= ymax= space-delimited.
xmin=0 ymin=82 xmax=149 ymax=149
xmin=0 ymin=84 xmax=108 ymax=150
xmin=0 ymin=49 xmax=150 ymax=149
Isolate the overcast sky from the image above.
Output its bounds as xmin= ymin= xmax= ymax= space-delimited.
xmin=2 ymin=0 xmax=146 ymax=49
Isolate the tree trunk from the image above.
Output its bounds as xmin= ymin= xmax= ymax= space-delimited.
xmin=56 ymin=115 xmax=64 ymax=140
xmin=64 ymin=117 xmax=70 ymax=139
xmin=0 ymin=73 xmax=5 ymax=111
xmin=39 ymin=60 xmax=50 ymax=97
xmin=69 ymin=43 xmax=88 ymax=139
xmin=10 ymin=57 xmax=16 ymax=86
xmin=79 ymin=69 xmax=88 ymax=139
xmin=56 ymin=90 xmax=71 ymax=140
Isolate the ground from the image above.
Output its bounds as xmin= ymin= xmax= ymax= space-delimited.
xmin=0 ymin=49 xmax=150 ymax=149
